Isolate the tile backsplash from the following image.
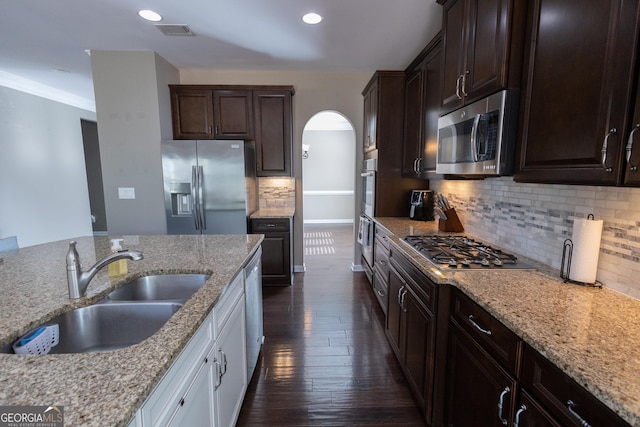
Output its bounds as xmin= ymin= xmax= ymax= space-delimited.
xmin=258 ymin=177 xmax=296 ymax=210
xmin=430 ymin=178 xmax=640 ymax=299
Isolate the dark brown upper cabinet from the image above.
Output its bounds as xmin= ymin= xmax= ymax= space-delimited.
xmin=362 ymin=80 xmax=379 ymax=153
xmin=170 ymin=88 xmax=215 ymax=139
xmin=438 ymin=0 xmax=525 ymax=115
xmin=253 ymin=90 xmax=293 ymax=177
xmin=212 ymin=90 xmax=254 ymax=140
xmin=515 ymin=0 xmax=640 ymax=186
xmin=402 ymin=33 xmax=442 ymax=178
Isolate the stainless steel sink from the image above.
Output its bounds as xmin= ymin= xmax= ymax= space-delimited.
xmin=46 ymin=302 xmax=182 ymax=354
xmin=105 ymin=274 xmax=210 ymax=303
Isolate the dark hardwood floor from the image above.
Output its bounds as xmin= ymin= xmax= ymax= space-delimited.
xmin=236 ymin=224 xmax=425 ymax=426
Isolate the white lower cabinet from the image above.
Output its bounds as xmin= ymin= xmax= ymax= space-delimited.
xmin=214 ymin=297 xmax=247 ymax=427
xmin=135 ymin=272 xmax=247 ymax=427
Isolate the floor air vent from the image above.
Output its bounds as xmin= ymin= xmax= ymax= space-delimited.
xmin=155 ymin=24 xmax=195 ymax=36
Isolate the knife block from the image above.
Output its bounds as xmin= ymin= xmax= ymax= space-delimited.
xmin=438 ymin=208 xmax=464 ymax=232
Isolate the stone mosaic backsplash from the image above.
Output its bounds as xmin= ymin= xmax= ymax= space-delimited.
xmin=258 ymin=177 xmax=296 ymax=210
xmin=429 ymin=177 xmax=640 ymax=299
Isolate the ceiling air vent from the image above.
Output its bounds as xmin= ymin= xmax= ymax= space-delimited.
xmin=155 ymin=24 xmax=195 ymax=36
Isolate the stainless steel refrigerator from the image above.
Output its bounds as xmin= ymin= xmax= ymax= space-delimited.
xmin=162 ymin=140 xmax=258 ymax=234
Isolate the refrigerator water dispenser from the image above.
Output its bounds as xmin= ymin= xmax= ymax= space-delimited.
xmin=170 ymin=183 xmax=192 ymax=216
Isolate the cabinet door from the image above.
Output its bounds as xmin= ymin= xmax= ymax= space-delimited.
xmin=386 ymin=263 xmax=404 ymax=358
xmin=514 ymin=389 xmax=561 ymax=427
xmin=401 ymin=286 xmax=435 ymax=409
xmin=363 ymin=83 xmax=378 ymax=152
xmin=463 ymin=0 xmax=511 ymax=102
xmin=516 ymin=0 xmax=640 ymax=185
xmin=260 ymin=232 xmax=291 ymax=285
xmin=441 ymin=0 xmax=467 ymax=112
xmin=446 ymin=322 xmax=516 ymax=426
xmin=254 ymin=90 xmax=292 ymax=177
xmin=215 ymin=299 xmax=248 ymax=427
xmin=402 ymin=65 xmax=426 ymax=176
xmin=171 ymin=88 xmax=214 ymax=140
xmin=167 ymin=359 xmax=215 ymax=427
xmin=213 ymin=90 xmax=254 ymax=140
xmin=623 ymin=72 xmax=640 ymax=186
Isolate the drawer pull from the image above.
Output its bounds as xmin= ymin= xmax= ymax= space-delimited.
xmin=497 ymin=386 xmax=511 ymax=425
xmin=567 ymin=400 xmax=592 ymax=427
xmin=378 ymin=260 xmax=387 ymax=266
xmin=468 ymin=315 xmax=492 ymax=336
xmin=376 ymin=289 xmax=385 ymax=298
xmin=514 ymin=404 xmax=527 ymax=427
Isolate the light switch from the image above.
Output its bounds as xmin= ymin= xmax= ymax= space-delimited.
xmin=118 ymin=187 xmax=136 ymax=199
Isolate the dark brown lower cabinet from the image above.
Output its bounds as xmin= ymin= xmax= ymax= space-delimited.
xmin=446 ymin=321 xmax=517 ymax=426
xmin=250 ymin=218 xmax=292 ymax=286
xmin=386 ymin=252 xmax=438 ymax=419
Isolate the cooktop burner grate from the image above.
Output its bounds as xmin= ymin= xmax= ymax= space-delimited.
xmin=403 ymin=235 xmax=534 ymax=270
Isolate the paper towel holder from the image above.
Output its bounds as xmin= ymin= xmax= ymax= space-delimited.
xmin=560 ymin=214 xmax=603 ymax=288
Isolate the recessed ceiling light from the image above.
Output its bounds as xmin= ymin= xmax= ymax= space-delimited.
xmin=138 ymin=9 xmax=162 ymax=22
xmin=302 ymin=12 xmax=322 ymax=25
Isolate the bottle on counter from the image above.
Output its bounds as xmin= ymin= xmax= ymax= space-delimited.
xmin=108 ymin=238 xmax=127 ymax=276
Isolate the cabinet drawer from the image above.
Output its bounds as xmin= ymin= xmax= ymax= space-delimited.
xmin=372 ymin=268 xmax=388 ymax=315
xmin=451 ymin=290 xmax=521 ymax=375
xmin=389 ymin=249 xmax=437 ymax=314
xmin=374 ymin=239 xmax=390 ymax=281
xmin=522 ymin=345 xmax=630 ymax=427
xmin=250 ymin=218 xmax=290 ymax=232
xmin=215 ymin=272 xmax=244 ymax=333
xmin=375 ymin=225 xmax=391 ymax=250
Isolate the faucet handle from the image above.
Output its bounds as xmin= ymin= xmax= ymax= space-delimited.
xmin=66 ymin=241 xmax=81 ymax=270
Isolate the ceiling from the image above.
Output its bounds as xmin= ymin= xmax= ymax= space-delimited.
xmin=0 ymin=0 xmax=442 ymax=109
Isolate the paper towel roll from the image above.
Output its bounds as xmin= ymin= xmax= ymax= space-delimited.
xmin=569 ymin=217 xmax=603 ymax=284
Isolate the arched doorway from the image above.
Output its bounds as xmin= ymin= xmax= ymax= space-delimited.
xmin=301 ymin=111 xmax=356 ymax=261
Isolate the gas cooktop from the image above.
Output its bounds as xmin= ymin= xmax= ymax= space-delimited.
xmin=403 ymin=235 xmax=535 ymax=271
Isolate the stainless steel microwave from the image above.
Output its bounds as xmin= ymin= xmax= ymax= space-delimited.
xmin=436 ymin=90 xmax=519 ymax=176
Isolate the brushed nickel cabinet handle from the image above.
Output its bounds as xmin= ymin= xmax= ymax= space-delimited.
xmin=601 ymin=128 xmax=617 ymax=173
xmin=497 ymin=386 xmax=511 ymax=426
xmin=567 ymin=400 xmax=592 ymax=427
xmin=455 ymin=75 xmax=463 ymax=100
xmin=461 ymin=70 xmax=470 ymax=96
xmin=514 ymin=404 xmax=527 ymax=427
xmin=626 ymin=124 xmax=639 ymax=172
xmin=468 ymin=315 xmax=492 ymax=336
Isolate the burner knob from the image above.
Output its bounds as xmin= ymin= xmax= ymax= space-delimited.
xmin=461 ymin=259 xmax=470 ymax=268
xmin=448 ymin=259 xmax=458 ymax=268
xmin=493 ymin=259 xmax=503 ymax=267
xmin=480 ymin=258 xmax=490 ymax=267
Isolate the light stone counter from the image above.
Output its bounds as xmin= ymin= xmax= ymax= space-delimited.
xmin=374 ymin=217 xmax=640 ymax=426
xmin=250 ymin=208 xmax=295 ymax=219
xmin=0 ymin=234 xmax=262 ymax=427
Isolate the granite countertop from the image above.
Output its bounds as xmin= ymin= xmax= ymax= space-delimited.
xmin=250 ymin=208 xmax=295 ymax=219
xmin=374 ymin=217 xmax=640 ymax=426
xmin=0 ymin=234 xmax=263 ymax=427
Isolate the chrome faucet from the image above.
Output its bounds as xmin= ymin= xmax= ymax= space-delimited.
xmin=66 ymin=241 xmax=144 ymax=299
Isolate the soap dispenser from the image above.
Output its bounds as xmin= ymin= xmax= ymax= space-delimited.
xmin=108 ymin=238 xmax=127 ymax=276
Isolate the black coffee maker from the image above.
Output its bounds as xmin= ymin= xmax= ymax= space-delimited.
xmin=409 ymin=190 xmax=434 ymax=221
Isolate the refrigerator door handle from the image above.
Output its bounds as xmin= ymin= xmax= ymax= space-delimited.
xmin=191 ymin=166 xmax=200 ymax=230
xmin=198 ymin=165 xmax=206 ymax=230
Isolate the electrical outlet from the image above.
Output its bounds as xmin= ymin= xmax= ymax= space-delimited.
xmin=118 ymin=187 xmax=135 ymax=199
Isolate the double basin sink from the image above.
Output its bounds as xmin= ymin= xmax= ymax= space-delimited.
xmin=9 ymin=274 xmax=210 ymax=354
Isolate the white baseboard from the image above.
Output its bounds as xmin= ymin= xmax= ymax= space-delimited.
xmin=294 ymin=264 xmax=306 ymax=273
xmin=351 ymin=263 xmax=364 ymax=272
xmin=304 ymin=219 xmax=354 ymax=224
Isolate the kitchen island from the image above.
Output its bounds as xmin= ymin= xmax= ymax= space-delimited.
xmin=0 ymin=234 xmax=262 ymax=427
xmin=374 ymin=217 xmax=640 ymax=426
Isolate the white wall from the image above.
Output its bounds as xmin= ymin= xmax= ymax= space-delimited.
xmin=303 ymin=129 xmax=355 ymax=223
xmin=91 ymin=51 xmax=179 ymax=235
xmin=0 ymin=86 xmax=95 ymax=247
xmin=179 ymin=69 xmax=371 ymax=268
